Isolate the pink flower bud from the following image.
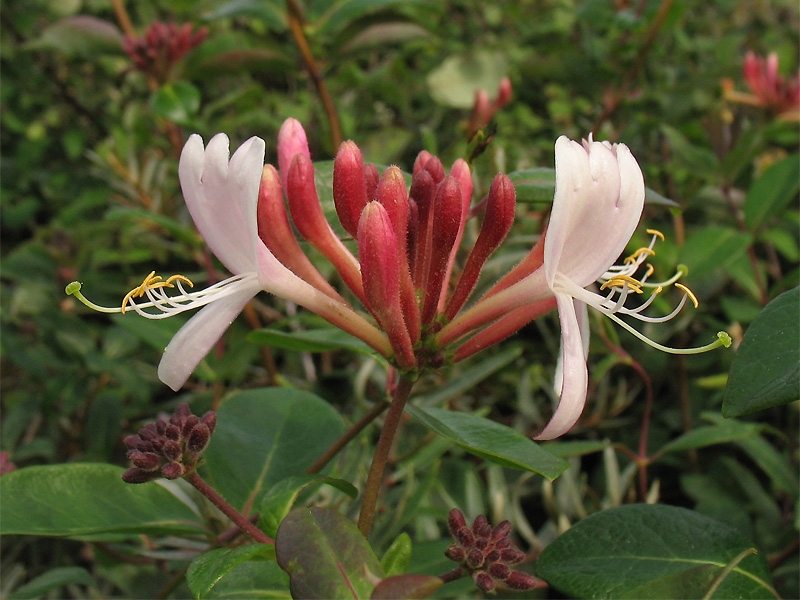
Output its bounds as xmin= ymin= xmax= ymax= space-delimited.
xmin=130 ymin=451 xmax=161 ymax=470
xmin=412 ymin=150 xmax=433 ymax=176
xmin=122 ymin=467 xmax=157 ymax=484
xmin=161 ymin=462 xmax=184 ymax=479
xmin=200 ymin=411 xmax=217 ymax=434
xmin=494 ymin=77 xmax=512 ymax=110
xmin=447 ymin=508 xmax=468 ymax=537
xmin=377 ymin=167 xmax=420 ymax=342
xmin=466 ymin=548 xmax=485 ymax=569
xmin=473 ymin=571 xmax=495 ymax=592
xmin=488 ymin=563 xmax=510 ymax=580
xmin=163 ymin=440 xmax=183 ymax=462
xmin=286 ymin=154 xmax=365 ymax=303
xmin=445 ymin=545 xmax=466 ymax=562
xmin=421 ymin=176 xmax=463 ymax=324
xmin=258 ymin=165 xmax=343 ymax=301
xmin=358 ymin=202 xmax=415 ymax=368
xmin=503 ymin=571 xmax=544 ymax=590
xmin=333 ymin=141 xmax=369 ymax=239
xmin=445 ymin=173 xmax=516 ymax=320
xmin=491 ymin=520 xmax=512 ymax=541
xmin=277 ymin=118 xmax=311 ymax=189
xmin=182 ymin=414 xmax=200 ymax=437
xmin=364 ymin=163 xmax=379 ymax=202
xmin=187 ymin=423 xmax=211 ymax=453
xmin=409 ymin=171 xmax=435 ymax=285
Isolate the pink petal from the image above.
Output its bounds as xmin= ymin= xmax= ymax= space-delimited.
xmin=179 ymin=134 xmax=266 ymax=275
xmin=535 ymin=294 xmax=589 ymax=440
xmin=277 ymin=118 xmax=311 ymax=189
xmin=158 ymin=278 xmax=261 ymax=391
xmin=545 ymin=137 xmax=645 ymax=289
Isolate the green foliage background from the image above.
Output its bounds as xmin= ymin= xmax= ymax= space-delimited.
xmin=1 ymin=0 xmax=797 ymax=598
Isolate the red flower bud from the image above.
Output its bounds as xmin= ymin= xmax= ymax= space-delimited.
xmin=358 ymin=202 xmax=415 ymax=368
xmin=163 ymin=440 xmax=183 ymax=462
xmin=455 ymin=526 xmax=475 ymax=547
xmin=187 ymin=423 xmax=211 ymax=453
xmin=286 ymin=154 xmax=365 ymax=303
xmin=412 ymin=150 xmax=433 ymax=176
xmin=165 ymin=424 xmax=181 ymax=441
xmin=500 ymin=548 xmax=525 ymax=565
xmin=503 ymin=571 xmax=544 ymax=590
xmin=182 ymin=415 xmax=200 ymax=437
xmin=122 ymin=467 xmax=157 ymax=484
xmin=445 ymin=545 xmax=466 ymax=562
xmin=445 ymin=173 xmax=516 ymax=320
xmin=447 ymin=508 xmax=468 ymax=537
xmin=130 ymin=451 xmax=161 ymax=470
xmin=466 ymin=548 xmax=485 ymax=569
xmin=333 ymin=141 xmax=369 ymax=239
xmin=364 ymin=163 xmax=379 ymax=202
xmin=277 ymin=118 xmax=310 ymax=189
xmin=488 ymin=563 xmax=511 ymax=580
xmin=161 ymin=462 xmax=184 ymax=479
xmin=473 ymin=571 xmax=495 ymax=592
xmin=491 ymin=520 xmax=512 ymax=541
xmin=200 ymin=411 xmax=217 ymax=434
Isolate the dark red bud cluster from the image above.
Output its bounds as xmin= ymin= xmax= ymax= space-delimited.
xmin=122 ymin=403 xmax=216 ymax=484
xmin=122 ymin=22 xmax=208 ymax=83
xmin=445 ymin=508 xmax=543 ymax=593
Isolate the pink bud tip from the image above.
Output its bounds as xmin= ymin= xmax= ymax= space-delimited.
xmin=333 ymin=141 xmax=369 ymax=239
xmin=278 ymin=118 xmax=311 ymax=188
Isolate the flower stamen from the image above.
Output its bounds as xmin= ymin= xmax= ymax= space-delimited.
xmin=121 ymin=271 xmax=194 ymax=313
xmin=675 ymin=282 xmax=699 ymax=308
xmin=646 ymin=228 xmax=665 ymax=241
xmin=623 ymin=247 xmax=656 ymax=264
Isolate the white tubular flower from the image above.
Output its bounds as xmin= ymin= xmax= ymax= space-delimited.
xmin=538 ymin=136 xmax=728 ymax=440
xmin=67 ymin=134 xmax=390 ymax=391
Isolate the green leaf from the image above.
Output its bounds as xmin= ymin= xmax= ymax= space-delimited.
xmin=743 ymin=154 xmax=800 ymax=231
xmin=661 ymin=125 xmax=720 ymax=176
xmin=535 ymin=504 xmax=776 ymax=599
xmin=0 ymin=464 xmax=205 ymax=537
xmin=187 ymin=545 xmax=276 ymax=600
xmin=202 ymin=0 xmax=287 ymax=30
xmin=679 ymin=226 xmax=752 ymax=279
xmin=426 ymin=51 xmax=507 ymax=109
xmin=203 ymin=561 xmax=290 ymax=599
xmin=405 ymin=405 xmax=568 ymax=480
xmin=311 ymin=0 xmax=431 ymax=37
xmin=507 ymin=167 xmax=556 ymax=203
xmin=24 ymin=16 xmax=122 ymax=57
xmin=150 ymin=81 xmax=201 ymax=126
xmin=258 ymin=474 xmax=358 ymax=538
xmin=659 ymin=418 xmax=764 ymax=455
xmin=723 ymin=287 xmax=800 ymax=417
xmin=380 ymin=532 xmax=412 ymax=576
xmin=7 ymin=567 xmax=94 ymax=600
xmin=247 ymin=327 xmax=374 ymax=355
xmin=203 ymin=388 xmax=346 ymax=512
xmin=370 ymin=574 xmax=443 ymax=599
xmin=276 ymin=507 xmax=383 ymax=600
xmin=542 ymin=440 xmax=608 ymax=458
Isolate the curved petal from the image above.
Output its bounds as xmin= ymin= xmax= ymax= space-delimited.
xmin=535 ymin=293 xmax=589 ymax=440
xmin=545 ymin=137 xmax=645 ymax=288
xmin=158 ymin=279 xmax=260 ymax=391
xmin=179 ymin=134 xmax=266 ymax=275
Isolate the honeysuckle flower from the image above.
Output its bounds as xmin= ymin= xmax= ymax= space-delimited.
xmin=67 ymin=133 xmax=391 ymax=390
xmin=439 ymin=136 xmax=729 ymax=439
xmin=723 ymin=51 xmax=800 ymax=121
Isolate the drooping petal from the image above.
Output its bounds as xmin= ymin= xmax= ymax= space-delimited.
xmin=158 ymin=277 xmax=261 ymax=391
xmin=553 ymin=299 xmax=589 ymax=396
xmin=179 ymin=134 xmax=266 ymax=275
xmin=545 ymin=137 xmax=645 ymax=289
xmin=535 ymin=293 xmax=589 ymax=440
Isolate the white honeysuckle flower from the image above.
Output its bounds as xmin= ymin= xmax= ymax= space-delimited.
xmin=538 ymin=136 xmax=728 ymax=440
xmin=67 ymin=133 xmax=390 ymax=391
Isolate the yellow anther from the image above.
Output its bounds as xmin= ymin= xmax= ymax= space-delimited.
xmin=646 ymin=228 xmax=666 ymax=241
xmin=651 ymin=285 xmax=663 ymax=295
xmin=600 ymin=275 xmax=644 ymax=294
xmin=121 ymin=271 xmax=194 ymax=313
xmin=643 ymin=264 xmax=655 ymax=279
xmin=675 ymin=283 xmax=699 ymax=308
xmin=624 ymin=247 xmax=656 ymax=264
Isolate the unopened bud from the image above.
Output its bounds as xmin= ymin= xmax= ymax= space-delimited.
xmin=445 ymin=173 xmax=516 ymax=321
xmin=364 ymin=163 xmax=379 ymax=202
xmin=333 ymin=141 xmax=369 ymax=238
xmin=503 ymin=571 xmax=542 ymax=590
xmin=187 ymin=423 xmax=211 ymax=453
xmin=475 ymin=538 xmax=489 ymax=551
xmin=358 ymin=202 xmax=415 ymax=369
xmin=471 ymin=515 xmax=489 ymax=536
xmin=466 ymin=548 xmax=485 ymax=569
xmin=494 ymin=538 xmax=510 ymax=550
xmin=163 ymin=440 xmax=183 ymax=462
xmin=139 ymin=424 xmax=158 ymax=441
xmin=165 ymin=424 xmax=181 ymax=441
xmin=123 ymin=434 xmax=144 ymax=450
xmin=488 ymin=563 xmax=511 ymax=580
xmin=473 ymin=571 xmax=495 ymax=593
xmin=182 ymin=415 xmax=200 ymax=437
xmin=130 ymin=451 xmax=161 ymax=470
xmin=455 ymin=526 xmax=475 ymax=547
xmin=500 ymin=548 xmax=525 ymax=565
xmin=485 ymin=550 xmax=500 ymax=563
xmin=156 ymin=419 xmax=167 ymax=435
xmin=277 ymin=118 xmax=311 ymax=188
xmin=491 ymin=520 xmax=512 ymax=541
xmin=445 ymin=545 xmax=466 ymax=562
xmin=122 ymin=467 xmax=156 ymax=484
xmin=161 ymin=462 xmax=184 ymax=479
xmin=495 ymin=77 xmax=512 ymax=109
xmin=423 ymin=155 xmax=445 ymax=184
xmin=200 ymin=411 xmax=217 ymax=434
xmin=412 ymin=150 xmax=433 ymax=176
xmin=447 ymin=508 xmax=468 ymax=536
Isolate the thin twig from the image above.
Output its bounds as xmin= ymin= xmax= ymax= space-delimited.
xmin=307 ymin=399 xmax=390 ymax=474
xmin=285 ymin=0 xmax=343 ymax=149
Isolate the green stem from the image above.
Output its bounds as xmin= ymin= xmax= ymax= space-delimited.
xmin=357 ymin=376 xmax=414 ymax=537
xmin=185 ymin=471 xmax=274 ymax=545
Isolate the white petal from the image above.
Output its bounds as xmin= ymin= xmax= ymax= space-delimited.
xmin=179 ymin=134 xmax=266 ymax=275
xmin=545 ymin=137 xmax=645 ymax=288
xmin=553 ymin=298 xmax=589 ymax=395
xmin=535 ymin=293 xmax=589 ymax=440
xmin=158 ymin=279 xmax=260 ymax=391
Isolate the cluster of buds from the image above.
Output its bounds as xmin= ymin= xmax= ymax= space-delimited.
xmin=122 ymin=22 xmax=208 ymax=83
xmin=723 ymin=51 xmax=800 ymax=121
xmin=260 ymin=119 xmax=518 ymax=374
xmin=466 ymin=76 xmax=513 ymax=140
xmin=445 ymin=508 xmax=543 ymax=593
xmin=122 ymin=403 xmax=216 ymax=483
